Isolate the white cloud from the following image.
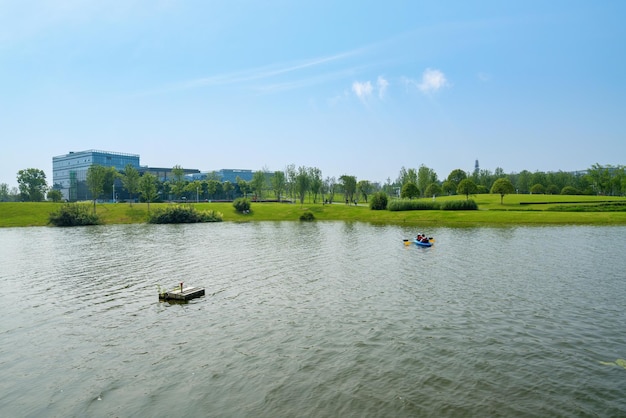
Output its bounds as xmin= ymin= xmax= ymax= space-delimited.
xmin=477 ymin=72 xmax=491 ymax=82
xmin=417 ymin=68 xmax=448 ymax=93
xmin=377 ymin=76 xmax=389 ymax=99
xmin=352 ymin=80 xmax=373 ymax=101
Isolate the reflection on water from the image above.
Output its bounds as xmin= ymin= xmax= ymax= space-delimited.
xmin=1 ymin=223 xmax=625 ymax=417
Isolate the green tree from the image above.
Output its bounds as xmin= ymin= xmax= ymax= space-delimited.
xmin=223 ymin=181 xmax=234 ymax=200
xmin=446 ymin=169 xmax=467 ymax=193
xmin=309 ymin=167 xmax=323 ymax=203
xmin=296 ymin=166 xmax=310 ymax=205
xmin=357 ymin=180 xmax=373 ymax=203
xmin=139 ymin=172 xmax=159 ymax=211
xmin=285 ymin=164 xmax=297 ymax=200
xmin=86 ymin=165 xmax=107 ymax=213
xmin=401 ymin=181 xmax=420 ymax=199
xmin=236 ymin=177 xmax=250 ymax=198
xmin=417 ymin=165 xmax=438 ymax=197
xmin=251 ymin=170 xmax=267 ymax=200
xmin=457 ymin=178 xmax=478 ymax=200
xmin=122 ymin=164 xmax=140 ymax=206
xmin=0 ymin=183 xmax=10 ymax=202
xmin=397 ymin=167 xmax=418 ymax=187
xmin=271 ymin=170 xmax=285 ymax=201
xmin=530 ymin=183 xmax=545 ymax=194
xmin=47 ymin=189 xmax=63 ymax=202
xmin=339 ymin=174 xmax=357 ymax=203
xmin=206 ymin=179 xmax=221 ymax=200
xmin=171 ymin=165 xmax=187 ymax=199
xmin=442 ymin=180 xmax=456 ymax=196
xmin=369 ymin=191 xmax=388 ymax=210
xmin=17 ymin=168 xmax=48 ymax=201
xmin=185 ymin=180 xmax=203 ymax=202
xmin=324 ymin=176 xmax=336 ymax=203
xmin=491 ymin=178 xmax=515 ymax=204
xmin=103 ymin=167 xmax=119 ymax=201
xmin=424 ymin=182 xmax=442 ymax=198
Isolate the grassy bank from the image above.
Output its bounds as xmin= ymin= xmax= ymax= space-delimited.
xmin=2 ymin=194 xmax=626 ymax=228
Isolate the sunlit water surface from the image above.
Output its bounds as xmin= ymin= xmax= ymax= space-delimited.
xmin=1 ymin=223 xmax=625 ymax=417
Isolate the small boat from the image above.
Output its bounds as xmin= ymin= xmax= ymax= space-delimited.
xmin=413 ymin=233 xmax=434 ymax=247
xmin=413 ymin=238 xmax=432 ymax=247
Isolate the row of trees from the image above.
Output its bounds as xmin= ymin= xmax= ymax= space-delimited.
xmin=2 ymin=163 xmax=625 ymax=204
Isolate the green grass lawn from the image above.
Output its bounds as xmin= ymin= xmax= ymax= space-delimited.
xmin=2 ymin=194 xmax=626 ymax=228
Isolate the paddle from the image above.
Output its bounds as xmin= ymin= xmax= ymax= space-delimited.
xmin=403 ymin=237 xmax=435 ymax=244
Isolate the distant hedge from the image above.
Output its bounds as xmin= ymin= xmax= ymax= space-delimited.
xmin=440 ymin=199 xmax=478 ymax=210
xmin=147 ymin=205 xmax=223 ymax=224
xmin=387 ymin=199 xmax=478 ymax=212
xmin=388 ymin=199 xmax=439 ymax=211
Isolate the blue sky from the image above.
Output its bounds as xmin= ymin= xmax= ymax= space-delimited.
xmin=1 ymin=0 xmax=625 ymax=189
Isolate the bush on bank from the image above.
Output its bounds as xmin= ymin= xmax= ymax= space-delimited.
xmin=369 ymin=192 xmax=388 ymax=210
xmin=48 ymin=203 xmax=100 ymax=226
xmin=233 ymin=198 xmax=251 ymax=213
xmin=147 ymin=204 xmax=223 ymax=224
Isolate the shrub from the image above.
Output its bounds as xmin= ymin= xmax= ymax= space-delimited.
xmin=48 ymin=203 xmax=100 ymax=226
xmin=147 ymin=205 xmax=223 ymax=224
xmin=233 ymin=198 xmax=251 ymax=213
xmin=388 ymin=199 xmax=440 ymax=211
xmin=440 ymin=199 xmax=478 ymax=210
xmin=561 ymin=186 xmax=581 ymax=195
xmin=299 ymin=211 xmax=315 ymax=221
xmin=369 ymin=192 xmax=388 ymax=210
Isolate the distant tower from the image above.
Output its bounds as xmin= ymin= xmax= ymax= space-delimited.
xmin=473 ymin=160 xmax=480 ymax=177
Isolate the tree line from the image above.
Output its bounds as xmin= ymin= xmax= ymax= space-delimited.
xmin=2 ymin=162 xmax=625 ymax=204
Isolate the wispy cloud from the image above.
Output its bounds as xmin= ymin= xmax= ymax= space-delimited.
xmin=417 ymin=68 xmax=449 ymax=92
xmin=352 ymin=81 xmax=373 ymax=101
xmin=351 ymin=75 xmax=389 ymax=102
xmin=377 ymin=76 xmax=389 ymax=99
xmin=181 ymin=50 xmax=361 ymax=91
xmin=402 ymin=68 xmax=449 ymax=94
xmin=477 ymin=72 xmax=491 ymax=82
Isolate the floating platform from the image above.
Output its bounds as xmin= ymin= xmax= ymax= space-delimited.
xmin=159 ymin=286 xmax=205 ymax=301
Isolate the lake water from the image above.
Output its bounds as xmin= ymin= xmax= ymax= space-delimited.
xmin=1 ymin=222 xmax=625 ymax=417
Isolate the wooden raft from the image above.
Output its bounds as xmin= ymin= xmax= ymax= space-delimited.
xmin=159 ymin=286 xmax=205 ymax=301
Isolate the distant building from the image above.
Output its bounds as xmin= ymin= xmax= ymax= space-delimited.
xmin=192 ymin=169 xmax=255 ymax=183
xmin=52 ymin=150 xmax=199 ymax=201
xmin=216 ymin=169 xmax=254 ymax=183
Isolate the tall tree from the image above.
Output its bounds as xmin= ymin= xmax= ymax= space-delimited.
xmin=446 ymin=169 xmax=467 ymax=192
xmin=324 ymin=176 xmax=336 ymax=203
xmin=223 ymin=181 xmax=234 ymax=200
xmin=401 ymin=182 xmax=420 ymax=199
xmin=122 ymin=164 xmax=140 ymax=206
xmin=357 ymin=180 xmax=373 ymax=203
xmin=339 ymin=174 xmax=357 ymax=203
xmin=103 ymin=167 xmax=119 ymax=201
xmin=417 ymin=165 xmax=437 ymax=197
xmin=251 ymin=170 xmax=266 ymax=200
xmin=491 ymin=178 xmax=515 ymax=204
xmin=285 ymin=164 xmax=297 ymax=200
xmin=86 ymin=165 xmax=106 ymax=213
xmin=139 ymin=172 xmax=158 ymax=211
xmin=171 ymin=165 xmax=187 ymax=199
xmin=236 ymin=177 xmax=250 ymax=198
xmin=309 ymin=167 xmax=322 ymax=203
xmin=296 ymin=166 xmax=310 ymax=205
xmin=271 ymin=170 xmax=285 ymax=202
xmin=457 ymin=178 xmax=478 ymax=200
xmin=0 ymin=183 xmax=9 ymax=202
xmin=17 ymin=168 xmax=48 ymax=201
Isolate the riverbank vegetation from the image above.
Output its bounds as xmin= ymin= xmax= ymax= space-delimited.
xmin=2 ymin=194 xmax=626 ymax=228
